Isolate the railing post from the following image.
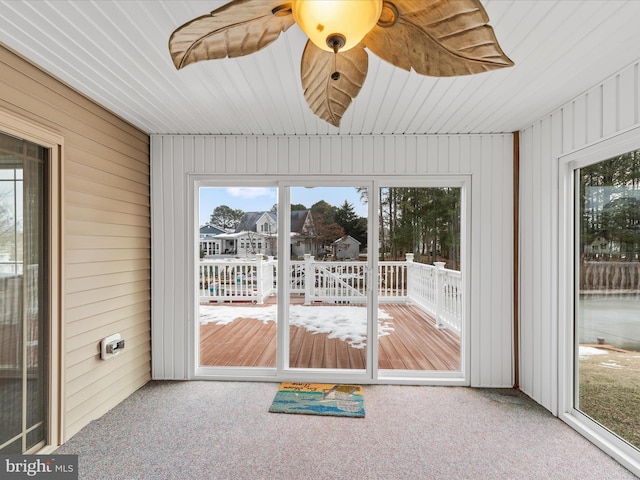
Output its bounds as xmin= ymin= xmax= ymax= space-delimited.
xmin=304 ymin=254 xmax=314 ymax=305
xmin=405 ymin=253 xmax=414 ymax=302
xmin=255 ymin=254 xmax=264 ymax=305
xmin=267 ymin=255 xmax=275 ymax=297
xmin=434 ymin=261 xmax=446 ymax=328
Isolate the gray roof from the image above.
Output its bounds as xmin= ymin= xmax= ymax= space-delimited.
xmin=333 ymin=235 xmax=361 ymax=245
xmin=200 ymin=225 xmax=225 ymax=235
xmin=234 ymin=212 xmax=276 ymax=233
xmin=235 ymin=210 xmax=309 ymax=233
xmin=290 ymin=210 xmax=309 ymax=234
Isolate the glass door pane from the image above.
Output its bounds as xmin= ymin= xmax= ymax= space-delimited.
xmin=377 ymin=186 xmax=462 ymax=372
xmin=287 ymin=186 xmax=369 ymax=370
xmin=576 ymin=151 xmax=640 ymax=450
xmin=0 ymin=132 xmax=47 ymax=453
xmin=198 ymin=186 xmax=278 ymax=368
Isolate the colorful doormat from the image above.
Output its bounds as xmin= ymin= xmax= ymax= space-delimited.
xmin=269 ymin=383 xmax=365 ymax=417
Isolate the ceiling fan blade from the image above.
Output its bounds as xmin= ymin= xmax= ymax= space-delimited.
xmin=364 ymin=0 xmax=513 ymax=76
xmin=301 ymin=40 xmax=368 ymax=127
xmin=169 ymin=0 xmax=294 ymax=70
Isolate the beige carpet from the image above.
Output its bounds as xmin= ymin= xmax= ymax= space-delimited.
xmin=56 ymin=381 xmax=638 ymax=479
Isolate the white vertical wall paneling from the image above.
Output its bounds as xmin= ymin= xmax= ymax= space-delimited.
xmin=602 ymin=77 xmax=618 ymax=138
xmin=448 ymin=136 xmax=460 ymax=174
xmin=482 ymin=136 xmax=494 ymax=381
xmin=294 ymin=136 xmax=305 ymax=174
xmin=562 ymin=103 xmax=573 ymax=153
xmin=350 ymin=136 xmax=361 ymax=173
xmin=193 ymin=137 xmax=204 ymax=173
xmin=288 ymin=137 xmax=299 ymax=175
xmin=490 ymin=138 xmax=505 ymax=384
xmin=480 ymin=137 xmax=495 ymax=386
xmin=636 ymin=63 xmax=640 ymax=125
xmin=539 ymin=115 xmax=554 ymax=409
xmin=501 ymin=137 xmax=515 ymax=386
xmin=158 ymin=135 xmax=172 ymax=379
xmin=518 ymin=127 xmax=533 ymax=394
xmin=459 ymin=136 xmax=471 ymax=173
xmin=426 ymin=137 xmax=438 ymax=173
xmin=549 ymin=110 xmax=563 ymax=415
xmin=309 ymin=137 xmax=320 ymax=174
xmin=381 ymin=136 xmax=394 ymax=174
xmin=468 ymin=135 xmax=481 ymax=385
xmin=619 ymin=68 xmax=635 ymax=131
xmin=341 ymin=138 xmax=351 ymax=174
xmin=373 ymin=136 xmax=385 ymax=174
xmin=437 ymin=136 xmax=449 ymax=174
xmin=404 ymin=136 xmax=417 ymax=173
xmin=163 ymin=136 xmax=178 ymax=378
xmin=179 ymin=138 xmax=193 ymax=377
xmin=235 ymin=137 xmax=247 ymax=174
xmin=151 ymin=134 xmax=514 ymax=385
xmin=394 ymin=136 xmax=406 ymax=174
xmin=518 ymin=58 xmax=640 ymax=413
xmin=330 ymin=137 xmax=341 ymax=174
xmin=212 ymin=137 xmax=223 ymax=172
xmin=224 ymin=137 xmax=236 ymax=173
xmin=278 ymin=137 xmax=288 ymax=173
xmin=586 ymin=89 xmax=602 ymax=145
xmin=171 ymin=137 xmax=185 ymax=378
xmin=414 ymin=136 xmax=426 ymax=173
xmin=150 ymin=137 xmax=164 ymax=379
xmin=573 ymin=96 xmax=587 ymax=148
xmin=533 ymin=117 xmax=543 ymax=402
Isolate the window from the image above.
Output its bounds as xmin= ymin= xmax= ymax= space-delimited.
xmin=575 ymin=151 xmax=640 ymax=450
xmin=0 ymin=131 xmax=49 ymax=453
xmin=560 ymin=131 xmax=640 ymax=473
xmin=196 ymin=179 xmax=469 ymax=384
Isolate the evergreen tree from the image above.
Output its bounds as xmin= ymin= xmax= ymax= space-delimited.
xmin=334 ymin=200 xmax=367 ymax=246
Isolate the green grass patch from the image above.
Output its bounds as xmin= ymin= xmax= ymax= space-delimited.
xmin=578 ymin=349 xmax=640 ymax=449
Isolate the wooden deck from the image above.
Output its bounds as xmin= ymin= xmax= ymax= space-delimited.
xmin=200 ymin=302 xmax=460 ymax=371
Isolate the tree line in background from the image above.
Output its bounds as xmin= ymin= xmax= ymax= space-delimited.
xmin=375 ymin=187 xmax=461 ymax=270
xmin=206 ymin=186 xmax=462 ymax=269
xmin=580 ymin=150 xmax=640 ymax=260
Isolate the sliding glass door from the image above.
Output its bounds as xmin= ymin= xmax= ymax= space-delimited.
xmin=0 ymin=132 xmax=48 ymax=453
xmin=198 ymin=186 xmax=279 ymax=369
xmin=377 ymin=186 xmax=463 ymax=375
xmin=574 ymin=151 xmax=640 ymax=451
xmin=195 ymin=177 xmax=468 ymax=384
xmin=286 ymin=186 xmax=370 ymax=373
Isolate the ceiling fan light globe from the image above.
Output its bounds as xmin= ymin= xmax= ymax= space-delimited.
xmin=292 ymin=0 xmax=382 ymax=52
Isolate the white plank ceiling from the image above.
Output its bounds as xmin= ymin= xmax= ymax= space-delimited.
xmin=1 ymin=0 xmax=640 ymax=136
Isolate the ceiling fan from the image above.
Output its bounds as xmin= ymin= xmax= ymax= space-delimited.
xmin=169 ymin=0 xmax=513 ymax=127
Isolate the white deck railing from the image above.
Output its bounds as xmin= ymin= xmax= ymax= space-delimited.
xmin=406 ymin=258 xmax=462 ymax=333
xmin=199 ymin=255 xmax=276 ymax=304
xmin=199 ymin=253 xmax=463 ymax=333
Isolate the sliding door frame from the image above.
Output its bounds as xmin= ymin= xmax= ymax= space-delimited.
xmin=190 ymin=176 xmax=280 ymax=381
xmin=0 ymin=108 xmax=64 ymax=451
xmin=190 ymin=174 xmax=470 ymax=386
xmin=375 ymin=176 xmax=471 ymax=385
xmin=277 ymin=179 xmax=374 ymax=385
xmin=558 ymin=125 xmax=640 ymax=476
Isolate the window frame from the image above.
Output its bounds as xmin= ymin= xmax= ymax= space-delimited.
xmin=189 ymin=174 xmax=471 ymax=385
xmin=0 ymin=108 xmax=64 ymax=452
xmin=558 ymin=126 xmax=640 ymax=476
